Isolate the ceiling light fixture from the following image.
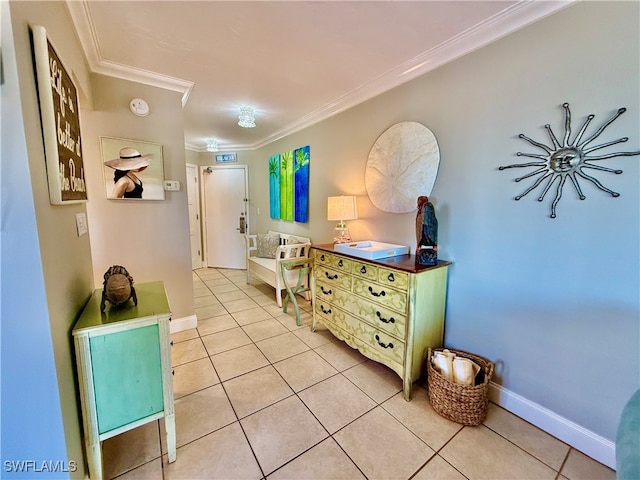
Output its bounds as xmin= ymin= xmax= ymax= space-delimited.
xmin=206 ymin=139 xmax=219 ymax=152
xmin=238 ymin=106 xmax=256 ymax=128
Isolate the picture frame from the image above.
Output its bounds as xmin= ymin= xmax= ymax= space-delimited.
xmin=100 ymin=137 xmax=165 ymax=200
xmin=32 ymin=25 xmax=88 ymax=204
xmin=215 ymin=153 xmax=237 ymax=163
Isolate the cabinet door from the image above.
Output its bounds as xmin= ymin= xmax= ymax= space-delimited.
xmin=89 ymin=324 xmax=164 ymax=434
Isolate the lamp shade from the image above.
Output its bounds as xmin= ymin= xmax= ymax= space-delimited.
xmin=327 ymin=196 xmax=358 ymax=221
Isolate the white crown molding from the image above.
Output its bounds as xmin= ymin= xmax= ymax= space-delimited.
xmin=67 ymin=0 xmax=574 ymax=151
xmin=489 ymin=382 xmax=616 ymax=469
xmin=66 ymin=0 xmax=193 ymax=106
xmin=249 ymin=0 xmax=575 ymax=151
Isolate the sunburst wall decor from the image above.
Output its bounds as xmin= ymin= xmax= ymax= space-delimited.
xmin=499 ymin=103 xmax=640 ymax=218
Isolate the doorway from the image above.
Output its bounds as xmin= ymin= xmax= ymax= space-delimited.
xmin=201 ymin=165 xmax=249 ymax=269
xmin=186 ymin=164 xmax=203 ymax=270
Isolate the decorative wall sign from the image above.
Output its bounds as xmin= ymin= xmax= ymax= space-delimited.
xmin=500 ymin=103 xmax=640 ymax=218
xmin=101 ymin=137 xmax=165 ymax=200
xmin=32 ymin=25 xmax=87 ymax=204
xmin=365 ymin=122 xmax=440 ymax=213
xmin=269 ymin=145 xmax=310 ymax=223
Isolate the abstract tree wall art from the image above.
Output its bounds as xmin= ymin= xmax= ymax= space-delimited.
xmin=269 ymin=146 xmax=310 ymax=223
xmin=500 ymin=103 xmax=640 ymax=218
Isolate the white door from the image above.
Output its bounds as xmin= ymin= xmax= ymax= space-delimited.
xmin=186 ymin=164 xmax=203 ymax=270
xmin=201 ymin=165 xmax=249 ymax=269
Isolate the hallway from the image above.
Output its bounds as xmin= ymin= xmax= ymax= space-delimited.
xmin=101 ymin=267 xmax=615 ymax=480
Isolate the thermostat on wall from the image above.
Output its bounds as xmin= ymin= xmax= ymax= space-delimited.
xmin=164 ymin=180 xmax=181 ymax=191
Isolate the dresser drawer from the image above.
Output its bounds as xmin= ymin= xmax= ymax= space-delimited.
xmin=314 ymin=250 xmax=352 ymax=273
xmin=332 ymin=288 xmax=406 ymax=339
xmin=351 ymin=260 xmax=378 ymax=281
xmin=378 ymin=268 xmax=409 ymax=291
xmin=352 ymin=277 xmax=407 ymax=313
xmin=315 ymin=279 xmax=336 ymax=302
xmin=315 ymin=302 xmax=404 ymax=367
xmin=315 ymin=265 xmax=352 ymax=290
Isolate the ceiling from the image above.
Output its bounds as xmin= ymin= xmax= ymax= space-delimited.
xmin=66 ymin=1 xmax=572 ymax=152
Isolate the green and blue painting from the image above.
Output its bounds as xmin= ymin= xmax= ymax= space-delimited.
xmin=269 ymin=145 xmax=310 ymax=223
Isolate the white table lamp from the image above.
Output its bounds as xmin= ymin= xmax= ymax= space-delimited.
xmin=327 ymin=195 xmax=358 ymax=243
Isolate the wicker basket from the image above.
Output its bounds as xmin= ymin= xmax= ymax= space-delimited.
xmin=427 ymin=348 xmax=494 ymax=426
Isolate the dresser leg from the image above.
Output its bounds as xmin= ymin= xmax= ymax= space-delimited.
xmin=403 ymin=377 xmax=413 ymax=401
xmin=86 ymin=439 xmax=103 ymax=480
xmin=165 ymin=413 xmax=177 ymax=463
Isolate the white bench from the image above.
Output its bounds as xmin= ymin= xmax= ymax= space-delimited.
xmin=245 ymin=231 xmax=311 ymax=307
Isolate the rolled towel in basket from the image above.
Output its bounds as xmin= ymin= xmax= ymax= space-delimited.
xmin=433 ymin=350 xmax=455 ymax=381
xmin=453 ymin=357 xmax=481 ymax=385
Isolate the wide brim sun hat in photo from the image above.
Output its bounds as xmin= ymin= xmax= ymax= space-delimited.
xmin=104 ymin=148 xmax=153 ymax=170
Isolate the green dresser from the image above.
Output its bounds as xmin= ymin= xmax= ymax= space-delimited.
xmin=73 ymin=281 xmax=176 ymax=479
xmin=312 ymin=245 xmax=450 ymax=401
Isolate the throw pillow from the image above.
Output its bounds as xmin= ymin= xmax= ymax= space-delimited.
xmin=286 ymin=236 xmax=305 ymax=256
xmin=256 ymin=233 xmax=280 ymax=259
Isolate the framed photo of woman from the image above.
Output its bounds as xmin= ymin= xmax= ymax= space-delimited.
xmin=100 ymin=137 xmax=165 ymax=200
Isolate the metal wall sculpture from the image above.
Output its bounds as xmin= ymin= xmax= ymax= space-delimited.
xmin=499 ymin=103 xmax=640 ymax=218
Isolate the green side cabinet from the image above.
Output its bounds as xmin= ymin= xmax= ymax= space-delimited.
xmin=73 ymin=281 xmax=176 ymax=479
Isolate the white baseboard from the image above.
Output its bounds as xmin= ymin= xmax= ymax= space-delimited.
xmin=489 ymin=382 xmax=616 ymax=469
xmin=170 ymin=314 xmax=197 ymax=333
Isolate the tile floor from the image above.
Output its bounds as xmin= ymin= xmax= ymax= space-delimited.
xmin=102 ymin=267 xmax=616 ymax=480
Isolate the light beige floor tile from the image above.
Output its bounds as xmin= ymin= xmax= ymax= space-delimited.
xmin=192 ymin=285 xmax=211 ymax=298
xmin=314 ymin=340 xmax=367 ymax=371
xmin=294 ymin=325 xmax=335 ymax=348
xmin=299 ymin=374 xmax=376 ymax=434
xmin=210 ymin=343 xmax=270 ymax=381
xmin=252 ymin=293 xmax=280 ymax=306
xmin=273 ymin=350 xmax=338 ymax=392
xmin=262 ymin=303 xmax=287 ymax=317
xmin=172 ymin=357 xmax=219 ymax=399
xmin=382 ymin=386 xmax=462 ymax=451
xmin=343 ymin=359 xmax=403 ymax=403
xmin=223 ymin=365 xmax=293 ymax=418
xmin=102 ymin=421 xmax=160 ymax=479
xmin=170 ymin=338 xmax=207 ymax=367
xmin=242 ymin=318 xmax=289 ymax=342
xmin=232 ymin=306 xmax=274 ymax=326
xmin=215 ymin=289 xmax=249 ymax=302
xmin=222 ymin=270 xmax=247 ymax=281
xmin=223 ymin=297 xmax=260 ymax=313
xmin=163 ymin=422 xmax=262 ymax=480
xmin=204 ymin=277 xmax=235 ymax=287
xmin=161 ymin=384 xmax=236 ymax=452
xmin=413 ymin=455 xmax=467 ymax=480
xmin=195 ymin=303 xmax=228 ymax=320
xmin=113 ymin=458 xmax=162 ymax=480
xmin=560 ymin=448 xmax=615 ymax=480
xmin=236 ymin=284 xmax=264 ymax=297
xmin=241 ymin=395 xmax=328 ymax=475
xmin=209 ymin=283 xmax=242 ymax=295
xmin=440 ymin=425 xmax=557 ymax=479
xmin=484 ymin=402 xmax=570 ymax=470
xmin=195 ymin=269 xmax=225 ymax=280
xmin=267 ymin=437 xmax=365 ymax=480
xmin=170 ymin=327 xmax=199 ymax=344
xmin=201 ymin=327 xmax=252 ymax=355
xmin=197 ymin=314 xmax=239 ymax=336
xmin=334 ymin=406 xmax=434 ymax=480
xmin=193 ymin=294 xmax=220 ymax=309
xmin=274 ymin=312 xmax=308 ymax=331
xmin=256 ymin=332 xmax=310 ymax=363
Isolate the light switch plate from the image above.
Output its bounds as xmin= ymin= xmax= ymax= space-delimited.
xmin=164 ymin=180 xmax=180 ymax=191
xmin=76 ymin=213 xmax=88 ymax=236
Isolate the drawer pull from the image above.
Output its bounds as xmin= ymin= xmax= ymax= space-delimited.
xmin=320 ymin=305 xmax=332 ymax=314
xmin=368 ymin=286 xmax=386 ymax=298
xmin=320 ymin=254 xmax=326 ymax=261
xmin=325 ymin=272 xmax=338 ymax=280
xmin=375 ymin=335 xmax=393 ymax=349
xmin=360 ymin=266 xmax=367 ymax=274
xmin=376 ymin=311 xmax=395 ymax=324
xmin=338 ymin=259 xmax=343 ymax=267
xmin=320 ymin=286 xmax=332 ymax=295
xmin=387 ymin=273 xmax=395 ymax=282
xmin=170 ymin=340 xmax=174 ymax=346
